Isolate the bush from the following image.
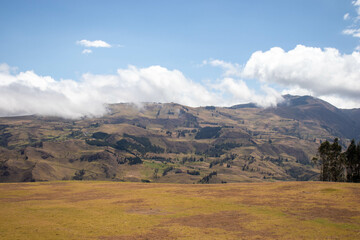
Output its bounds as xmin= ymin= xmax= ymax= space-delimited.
xmin=199 ymin=171 xmax=217 ymax=184
xmin=115 ymin=134 xmax=164 ymax=154
xmin=126 ymin=156 xmax=143 ymax=165
xmin=162 ymin=166 xmax=174 ymax=176
xmin=72 ymin=169 xmax=85 ymax=180
xmin=92 ymin=132 xmax=109 ymax=139
xmin=195 ymin=127 xmax=221 ymax=139
xmin=174 ymin=169 xmax=183 ymax=174
xmin=85 ymin=139 xmax=108 ymax=147
xmin=187 ymin=170 xmax=200 ymax=175
xmin=0 ymin=132 xmax=12 ymax=147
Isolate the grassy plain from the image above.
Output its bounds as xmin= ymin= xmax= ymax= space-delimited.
xmin=0 ymin=181 xmax=360 ymax=239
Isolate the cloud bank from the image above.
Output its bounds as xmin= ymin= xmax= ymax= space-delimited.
xmin=242 ymin=45 xmax=360 ymax=108
xmin=0 ymin=63 xmax=281 ymax=118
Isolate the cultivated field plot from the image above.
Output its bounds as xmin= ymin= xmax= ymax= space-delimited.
xmin=0 ymin=181 xmax=359 ymax=239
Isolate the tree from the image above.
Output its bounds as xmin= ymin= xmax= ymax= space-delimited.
xmin=345 ymin=139 xmax=357 ymax=182
xmin=314 ymin=138 xmax=345 ymax=182
xmin=357 ymin=142 xmax=360 ymax=181
xmin=328 ymin=138 xmax=345 ymax=182
xmin=345 ymin=140 xmax=360 ymax=182
xmin=313 ymin=138 xmax=360 ymax=182
xmin=317 ymin=140 xmax=330 ymax=181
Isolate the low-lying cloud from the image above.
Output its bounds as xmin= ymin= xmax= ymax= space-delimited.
xmin=0 ymin=63 xmax=281 ymax=118
xmin=242 ymin=45 xmax=360 ymax=108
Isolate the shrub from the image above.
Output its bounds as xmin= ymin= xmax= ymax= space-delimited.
xmin=187 ymin=170 xmax=200 ymax=175
xmin=199 ymin=171 xmax=217 ymax=184
xmin=72 ymin=169 xmax=85 ymax=180
xmin=92 ymin=132 xmax=109 ymax=139
xmin=195 ymin=127 xmax=221 ymax=139
xmin=126 ymin=156 xmax=143 ymax=165
xmin=162 ymin=166 xmax=174 ymax=176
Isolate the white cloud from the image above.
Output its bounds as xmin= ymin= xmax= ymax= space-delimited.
xmin=343 ymin=1 xmax=360 ymax=41
xmin=353 ymin=0 xmax=360 ymax=16
xmin=4 ymin=42 xmax=360 ymax=119
xmin=344 ymin=13 xmax=350 ymax=20
xmin=343 ymin=28 xmax=360 ymax=38
xmin=81 ymin=65 xmax=220 ymax=107
xmin=82 ymin=49 xmax=92 ymax=54
xmin=0 ymin=62 xmax=286 ymax=118
xmin=203 ymin=59 xmax=242 ymax=77
xmin=242 ymin=45 xmax=360 ymax=108
xmin=281 ymin=87 xmax=313 ymax=97
xmin=76 ymin=39 xmax=111 ymax=48
xmin=319 ymin=95 xmax=360 ymax=109
xmin=210 ymin=77 xmax=282 ymax=108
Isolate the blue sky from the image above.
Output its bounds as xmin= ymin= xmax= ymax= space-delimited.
xmin=0 ymin=0 xmax=360 ymax=117
xmin=0 ymin=0 xmax=355 ymax=79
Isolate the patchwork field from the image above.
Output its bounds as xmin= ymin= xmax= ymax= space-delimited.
xmin=0 ymin=181 xmax=360 ymax=239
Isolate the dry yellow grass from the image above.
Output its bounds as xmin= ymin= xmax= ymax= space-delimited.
xmin=0 ymin=181 xmax=359 ymax=239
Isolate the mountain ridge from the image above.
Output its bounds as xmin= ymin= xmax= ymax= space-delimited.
xmin=0 ymin=95 xmax=358 ymax=183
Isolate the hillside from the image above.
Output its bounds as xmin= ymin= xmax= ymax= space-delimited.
xmin=0 ymin=95 xmax=358 ymax=183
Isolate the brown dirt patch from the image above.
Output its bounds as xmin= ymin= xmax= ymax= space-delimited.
xmin=112 ymin=198 xmax=145 ymax=204
xmin=65 ymin=190 xmax=118 ymax=202
xmin=286 ymin=206 xmax=360 ymax=223
xmin=98 ymin=228 xmax=176 ymax=240
xmin=346 ymin=186 xmax=360 ymax=204
xmin=161 ymin=210 xmax=279 ymax=239
xmin=0 ymin=183 xmax=34 ymax=191
xmin=126 ymin=208 xmax=168 ymax=215
xmin=163 ymin=210 xmax=277 ymax=239
xmin=0 ymin=188 xmax=117 ymax=203
xmin=167 ymin=211 xmax=251 ymax=232
xmin=167 ymin=186 xmax=247 ymax=199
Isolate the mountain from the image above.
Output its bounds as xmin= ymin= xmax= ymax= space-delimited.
xmin=0 ymin=95 xmax=358 ymax=183
xmin=268 ymin=95 xmax=360 ymax=140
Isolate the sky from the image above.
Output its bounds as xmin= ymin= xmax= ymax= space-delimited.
xmin=0 ymin=0 xmax=360 ymax=118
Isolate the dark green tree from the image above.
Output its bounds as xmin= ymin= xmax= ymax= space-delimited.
xmin=345 ymin=139 xmax=357 ymax=182
xmin=317 ymin=140 xmax=330 ymax=181
xmin=314 ymin=138 xmax=345 ymax=182
xmin=357 ymin=142 xmax=360 ymax=181
xmin=329 ymin=138 xmax=345 ymax=182
xmin=345 ymin=140 xmax=360 ymax=182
